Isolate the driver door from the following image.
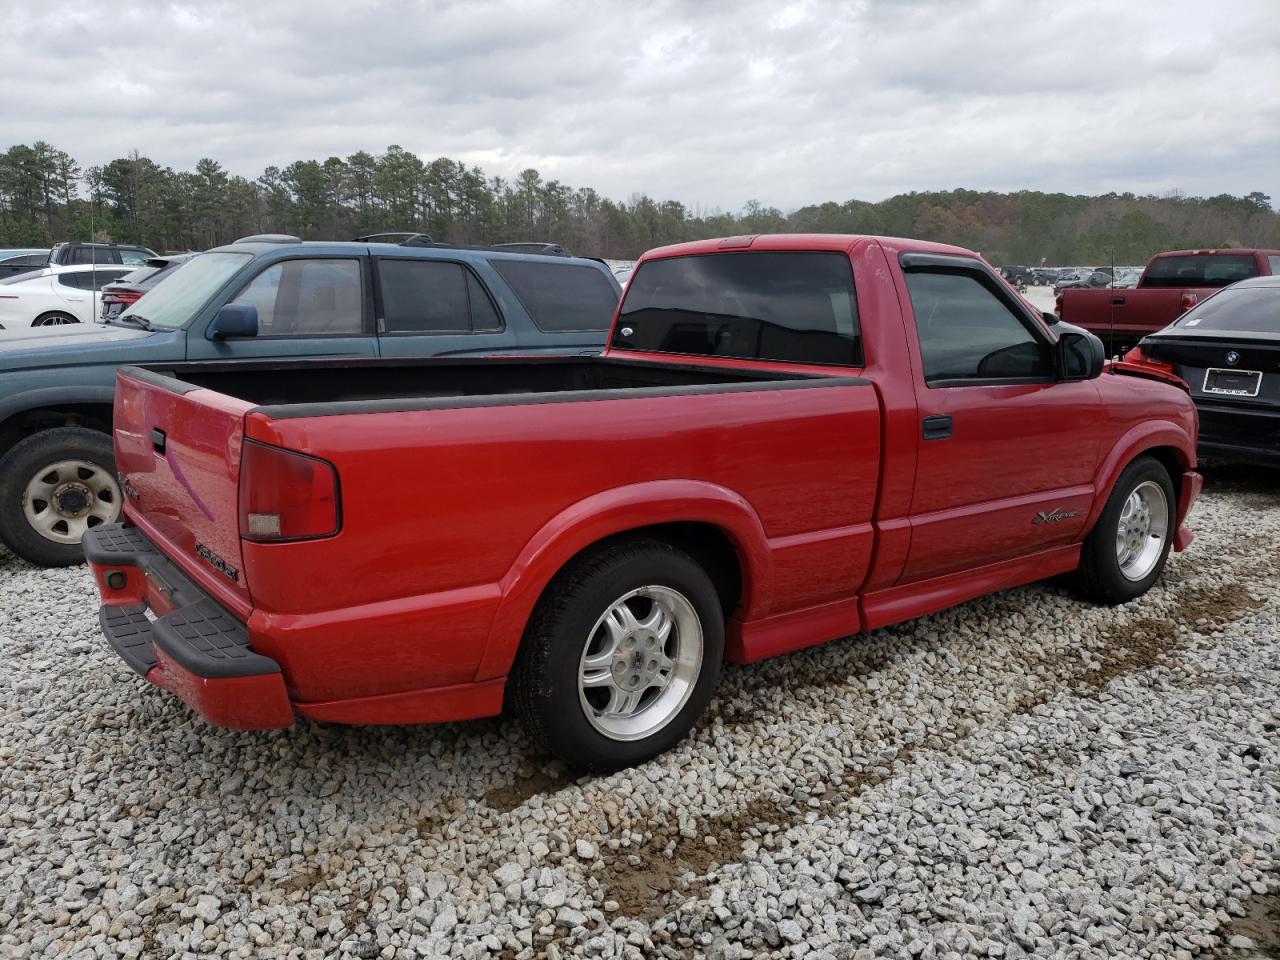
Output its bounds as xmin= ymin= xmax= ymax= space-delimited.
xmin=898 ymin=264 xmax=1102 ymax=585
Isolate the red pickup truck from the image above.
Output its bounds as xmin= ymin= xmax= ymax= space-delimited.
xmin=1058 ymin=248 xmax=1280 ymax=354
xmin=84 ymin=234 xmax=1202 ymax=770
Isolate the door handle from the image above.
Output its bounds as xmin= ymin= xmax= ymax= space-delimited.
xmin=1111 ymin=296 xmax=1126 ymax=305
xmin=922 ymin=415 xmax=952 ymax=440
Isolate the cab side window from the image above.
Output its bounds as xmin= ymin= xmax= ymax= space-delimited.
xmin=905 ymin=271 xmax=1050 ymax=384
xmin=229 ymin=259 xmax=363 ymax=337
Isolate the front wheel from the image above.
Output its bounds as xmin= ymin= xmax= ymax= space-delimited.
xmin=1074 ymin=456 xmax=1175 ymax=605
xmin=0 ymin=427 xmax=121 ymax=567
xmin=510 ymin=540 xmax=724 ymax=771
xmin=33 ymin=311 xmax=79 ymax=326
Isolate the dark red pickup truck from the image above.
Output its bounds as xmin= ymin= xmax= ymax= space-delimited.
xmin=1059 ymin=248 xmax=1280 ymax=353
xmin=84 ymin=234 xmax=1202 ymax=770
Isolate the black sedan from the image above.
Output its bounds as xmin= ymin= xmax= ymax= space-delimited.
xmin=98 ymin=253 xmax=197 ymax=321
xmin=1130 ymin=276 xmax=1280 ymax=465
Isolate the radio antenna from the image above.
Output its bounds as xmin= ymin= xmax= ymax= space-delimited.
xmin=1108 ymin=248 xmax=1117 ymax=358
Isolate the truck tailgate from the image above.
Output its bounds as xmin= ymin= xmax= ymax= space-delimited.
xmin=113 ymin=369 xmax=255 ymax=612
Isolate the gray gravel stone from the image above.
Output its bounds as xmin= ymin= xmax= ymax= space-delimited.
xmin=0 ymin=477 xmax=1277 ymax=959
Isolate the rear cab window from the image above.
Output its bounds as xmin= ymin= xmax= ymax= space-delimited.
xmin=1144 ymin=254 xmax=1259 ymax=288
xmin=488 ymin=259 xmax=619 ymax=332
xmin=611 ymin=251 xmax=861 ymax=365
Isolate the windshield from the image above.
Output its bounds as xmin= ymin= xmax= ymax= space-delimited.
xmin=120 ymin=252 xmax=252 ymax=328
xmin=1174 ymin=286 xmax=1279 ymax=334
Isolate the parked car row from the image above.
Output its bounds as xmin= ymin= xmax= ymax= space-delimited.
xmin=0 ymin=242 xmax=158 ymax=281
xmin=1058 ymin=248 xmax=1280 ymax=353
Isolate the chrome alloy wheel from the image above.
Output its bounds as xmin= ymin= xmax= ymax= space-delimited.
xmin=22 ymin=459 xmax=121 ymax=544
xmin=578 ymin=586 xmax=703 ymax=741
xmin=1115 ymin=479 xmax=1169 ymax=581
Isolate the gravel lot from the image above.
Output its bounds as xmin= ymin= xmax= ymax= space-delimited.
xmin=1 ymin=467 xmax=1277 ymax=960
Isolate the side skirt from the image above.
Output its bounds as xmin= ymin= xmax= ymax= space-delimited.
xmin=726 ymin=543 xmax=1081 ymax=663
xmin=860 ymin=543 xmax=1081 ymax=631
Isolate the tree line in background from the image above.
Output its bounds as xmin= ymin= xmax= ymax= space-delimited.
xmin=1 ymin=141 xmax=1276 ymax=265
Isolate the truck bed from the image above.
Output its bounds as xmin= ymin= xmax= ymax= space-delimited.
xmin=126 ymin=355 xmax=842 ymax=415
xmin=110 ymin=355 xmax=882 ymax=706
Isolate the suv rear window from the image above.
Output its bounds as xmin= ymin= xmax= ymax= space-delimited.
xmin=612 ymin=252 xmax=861 ymax=366
xmin=1144 ymin=254 xmax=1258 ymax=288
xmin=487 ymin=259 xmax=619 ymax=331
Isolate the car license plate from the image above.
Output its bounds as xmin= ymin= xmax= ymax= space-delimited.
xmin=1203 ymin=367 xmax=1262 ymax=397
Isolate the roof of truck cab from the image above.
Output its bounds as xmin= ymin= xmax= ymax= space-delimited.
xmin=640 ymin=234 xmax=981 ymax=261
xmin=1150 ymin=248 xmax=1280 ymax=258
xmin=206 ymin=239 xmax=611 ymax=269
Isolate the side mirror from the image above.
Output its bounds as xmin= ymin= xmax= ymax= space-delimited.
xmin=1041 ymin=310 xmax=1060 ymax=326
xmin=1057 ymin=327 xmax=1105 ymax=380
xmin=206 ymin=304 xmax=258 ymax=340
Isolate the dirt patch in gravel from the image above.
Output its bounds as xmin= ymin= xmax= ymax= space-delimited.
xmin=1211 ymin=881 xmax=1280 ymax=959
xmin=597 ymin=797 xmax=791 ymax=919
xmin=484 ymin=767 xmax=569 ymax=813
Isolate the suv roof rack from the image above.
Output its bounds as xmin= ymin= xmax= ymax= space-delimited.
xmin=353 ymin=232 xmax=435 ymax=246
xmin=489 ymin=242 xmax=569 ymax=257
xmin=235 ymin=234 xmax=302 ymax=244
xmin=355 ymin=233 xmax=570 ymax=258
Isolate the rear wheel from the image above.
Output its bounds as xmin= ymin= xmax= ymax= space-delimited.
xmin=510 ymin=540 xmax=724 ymax=771
xmin=0 ymin=428 xmax=121 ymax=567
xmin=1074 ymin=456 xmax=1175 ymax=605
xmin=33 ymin=311 xmax=79 ymax=326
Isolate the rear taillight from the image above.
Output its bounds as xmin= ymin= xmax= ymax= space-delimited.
xmin=238 ymin=440 xmax=340 ymax=542
xmin=1179 ymin=291 xmax=1199 ymax=314
xmin=1054 ymin=293 xmax=1064 ymax=314
xmin=1122 ymin=344 xmax=1176 ymax=375
xmin=103 ymin=290 xmax=142 ymax=305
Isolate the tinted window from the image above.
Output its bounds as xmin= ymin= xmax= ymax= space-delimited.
xmin=69 ymin=247 xmax=120 ymax=265
xmin=119 ymin=250 xmax=150 ymax=265
xmin=230 ymin=259 xmax=363 ymax=337
xmin=613 ymin=252 xmax=860 ymax=365
xmin=60 ymin=269 xmax=129 ymax=290
xmin=118 ymin=265 xmax=164 ymax=285
xmin=378 ymin=260 xmax=470 ymax=332
xmin=468 ymin=272 xmax=501 ymax=331
xmin=1175 ymin=286 xmax=1280 ymax=334
xmin=489 ymin=259 xmax=619 ymax=332
xmin=2 ymin=253 xmax=47 ymax=266
xmin=905 ymin=271 xmax=1050 ymax=383
xmin=1144 ymin=254 xmax=1258 ymax=288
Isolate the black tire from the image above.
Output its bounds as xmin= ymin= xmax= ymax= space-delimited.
xmin=0 ymin=427 xmax=120 ymax=567
xmin=510 ymin=539 xmax=724 ymax=772
xmin=1074 ymin=456 xmax=1175 ymax=605
xmin=33 ymin=312 xmax=79 ymax=326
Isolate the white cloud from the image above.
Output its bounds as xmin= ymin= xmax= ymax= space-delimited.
xmin=1 ymin=0 xmax=1276 ymax=210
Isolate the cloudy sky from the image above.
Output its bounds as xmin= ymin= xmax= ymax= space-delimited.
xmin=3 ymin=0 xmax=1277 ymax=211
